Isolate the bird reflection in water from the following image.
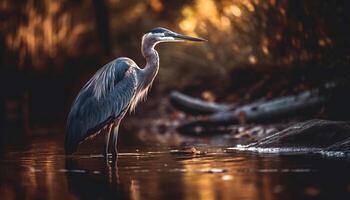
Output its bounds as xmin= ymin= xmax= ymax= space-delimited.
xmin=64 ymin=157 xmax=128 ymax=199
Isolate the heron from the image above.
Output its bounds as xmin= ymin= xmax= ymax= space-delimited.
xmin=65 ymin=27 xmax=206 ymax=159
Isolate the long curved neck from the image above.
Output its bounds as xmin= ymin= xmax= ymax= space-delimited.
xmin=140 ymin=38 xmax=159 ymax=89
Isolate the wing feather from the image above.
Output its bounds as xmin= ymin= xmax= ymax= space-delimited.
xmin=65 ymin=58 xmax=138 ymax=154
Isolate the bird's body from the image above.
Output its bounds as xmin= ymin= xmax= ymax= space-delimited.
xmin=65 ymin=27 xmax=205 ymax=160
xmin=65 ymin=58 xmax=139 ymax=154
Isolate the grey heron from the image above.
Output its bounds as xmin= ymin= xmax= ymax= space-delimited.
xmin=65 ymin=27 xmax=206 ymax=160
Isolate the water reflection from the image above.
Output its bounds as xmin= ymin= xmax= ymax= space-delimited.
xmin=65 ymin=158 xmax=127 ymax=199
xmin=0 ymin=136 xmax=350 ymax=200
xmin=180 ymin=155 xmax=259 ymax=200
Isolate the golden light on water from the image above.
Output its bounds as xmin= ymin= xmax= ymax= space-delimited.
xmin=130 ymin=179 xmax=141 ymax=200
xmin=180 ymin=156 xmax=262 ymax=200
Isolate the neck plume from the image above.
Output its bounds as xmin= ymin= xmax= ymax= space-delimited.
xmin=139 ymin=37 xmax=159 ymax=90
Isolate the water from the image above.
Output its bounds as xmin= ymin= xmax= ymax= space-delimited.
xmin=0 ymin=135 xmax=350 ymax=200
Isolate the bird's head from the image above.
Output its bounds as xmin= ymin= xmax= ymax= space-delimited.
xmin=142 ymin=27 xmax=206 ymax=45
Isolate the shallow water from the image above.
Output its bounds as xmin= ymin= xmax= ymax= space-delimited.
xmin=0 ymin=135 xmax=350 ymax=200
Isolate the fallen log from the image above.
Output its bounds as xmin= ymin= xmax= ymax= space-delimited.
xmin=210 ymin=90 xmax=326 ymax=124
xmin=169 ymin=91 xmax=232 ymax=115
xmin=176 ymin=90 xmax=326 ymax=134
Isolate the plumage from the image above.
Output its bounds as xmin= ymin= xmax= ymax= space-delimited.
xmin=64 ymin=27 xmax=205 ymax=157
xmin=146 ymin=27 xmax=171 ymax=34
xmin=65 ymin=58 xmax=138 ymax=154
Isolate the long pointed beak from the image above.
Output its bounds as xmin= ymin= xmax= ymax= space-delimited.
xmin=171 ymin=33 xmax=207 ymax=42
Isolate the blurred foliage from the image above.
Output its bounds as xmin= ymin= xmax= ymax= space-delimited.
xmin=0 ymin=0 xmax=191 ymax=70
xmin=1 ymin=0 xmax=350 ymax=96
xmin=159 ymin=0 xmax=350 ymax=95
xmin=0 ymin=0 xmax=95 ymax=69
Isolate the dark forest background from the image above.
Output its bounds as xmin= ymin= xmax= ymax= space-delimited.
xmin=1 ymin=0 xmax=350 ymax=141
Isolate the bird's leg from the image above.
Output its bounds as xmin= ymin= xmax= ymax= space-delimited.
xmin=111 ymin=122 xmax=120 ymax=161
xmin=104 ymin=124 xmax=113 ymax=160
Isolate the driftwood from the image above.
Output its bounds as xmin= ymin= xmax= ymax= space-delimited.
xmin=169 ymin=91 xmax=232 ymax=115
xmin=172 ymin=89 xmax=327 ymax=134
xmin=208 ymin=90 xmax=325 ymax=124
